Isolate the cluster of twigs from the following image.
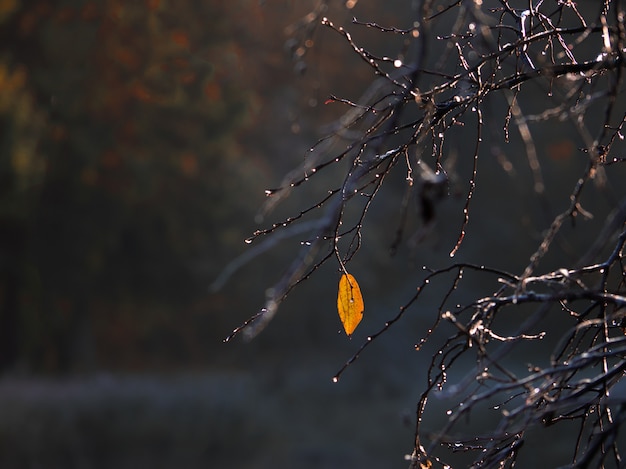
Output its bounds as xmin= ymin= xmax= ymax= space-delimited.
xmin=224 ymin=1 xmax=626 ymax=467
xmin=405 ymin=229 xmax=626 ymax=468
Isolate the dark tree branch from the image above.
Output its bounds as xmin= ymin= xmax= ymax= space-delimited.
xmin=221 ymin=1 xmax=626 ymax=466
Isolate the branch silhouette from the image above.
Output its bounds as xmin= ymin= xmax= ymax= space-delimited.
xmin=222 ymin=1 xmax=626 ymax=467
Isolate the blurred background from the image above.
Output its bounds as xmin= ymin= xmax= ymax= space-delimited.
xmin=1 ymin=1 xmax=625 ymax=468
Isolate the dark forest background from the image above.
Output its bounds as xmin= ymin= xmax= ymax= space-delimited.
xmin=0 ymin=0 xmax=363 ymax=373
xmin=0 ymin=2 xmax=422 ymax=467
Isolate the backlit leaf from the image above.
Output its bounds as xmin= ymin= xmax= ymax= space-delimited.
xmin=337 ymin=273 xmax=364 ymax=336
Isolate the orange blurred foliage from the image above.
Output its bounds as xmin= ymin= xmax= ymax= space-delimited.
xmin=180 ymin=152 xmax=198 ymax=176
xmin=171 ymin=31 xmax=190 ymax=48
xmin=145 ymin=0 xmax=161 ymax=11
xmin=80 ymin=167 xmax=98 ymax=186
xmin=179 ymin=71 xmax=197 ymax=85
xmin=80 ymin=2 xmax=99 ymax=21
xmin=49 ymin=124 xmax=67 ymax=142
xmin=56 ymin=6 xmax=76 ymax=23
xmin=204 ymin=80 xmax=222 ymax=101
xmin=101 ymin=150 xmax=122 ymax=169
xmin=18 ymin=9 xmax=39 ymax=35
xmin=131 ymin=82 xmax=153 ymax=102
xmin=113 ymin=46 xmax=140 ymax=70
xmin=547 ymin=140 xmax=574 ymax=161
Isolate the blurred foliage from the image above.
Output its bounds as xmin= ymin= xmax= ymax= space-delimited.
xmin=0 ymin=0 xmax=411 ymax=373
xmin=0 ymin=0 xmax=285 ymax=372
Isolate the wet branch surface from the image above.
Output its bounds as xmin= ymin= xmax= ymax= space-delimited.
xmin=223 ymin=1 xmax=626 ymax=467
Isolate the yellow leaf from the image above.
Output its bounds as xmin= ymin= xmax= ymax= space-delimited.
xmin=337 ymin=273 xmax=364 ymax=336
